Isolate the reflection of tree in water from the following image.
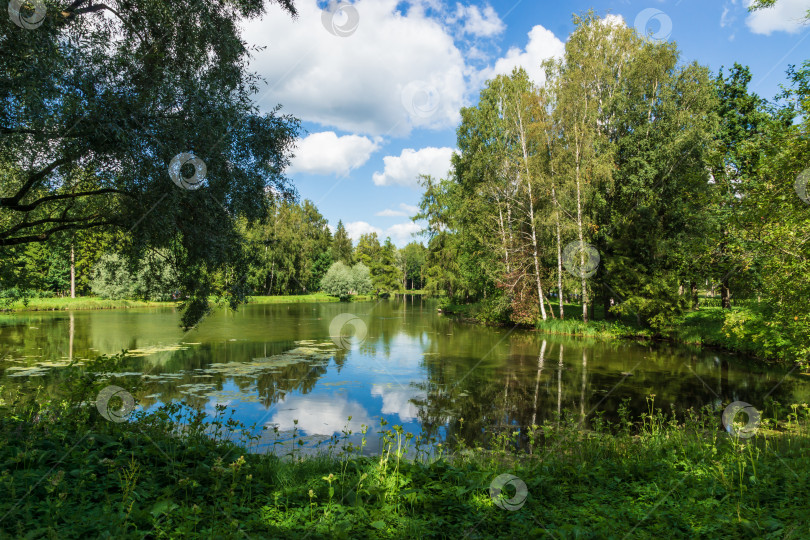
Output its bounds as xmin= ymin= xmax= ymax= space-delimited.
xmin=4 ymin=296 xmax=810 ymax=450
xmin=0 ymin=313 xmax=87 ymax=365
xmin=131 ymin=340 xmax=346 ymax=409
xmin=410 ymin=330 xmax=810 ymax=449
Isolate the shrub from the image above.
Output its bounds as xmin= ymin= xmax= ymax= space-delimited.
xmin=350 ymin=262 xmax=373 ymax=295
xmin=91 ymin=251 xmax=178 ymax=301
xmin=321 ymin=262 xmax=373 ymax=299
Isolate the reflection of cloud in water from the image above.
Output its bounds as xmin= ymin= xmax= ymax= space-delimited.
xmin=205 ymin=398 xmax=234 ymax=413
xmin=371 ymin=383 xmax=424 ymax=422
xmin=267 ymin=394 xmax=373 ymax=436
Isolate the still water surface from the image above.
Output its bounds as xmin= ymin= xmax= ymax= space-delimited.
xmin=1 ymin=296 xmax=807 ymax=452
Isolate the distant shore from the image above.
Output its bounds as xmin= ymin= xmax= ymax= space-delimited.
xmin=1 ymin=292 xmax=426 ymax=312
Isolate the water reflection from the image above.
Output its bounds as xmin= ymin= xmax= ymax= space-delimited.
xmin=1 ymin=297 xmax=808 ymax=452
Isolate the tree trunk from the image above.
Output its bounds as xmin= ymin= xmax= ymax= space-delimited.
xmin=544 ymin=293 xmax=556 ymax=319
xmin=574 ymin=135 xmax=588 ymax=323
xmin=516 ymin=108 xmax=547 ymax=321
xmin=721 ymin=279 xmax=731 ymax=309
xmin=497 ymin=203 xmax=510 ymax=273
xmin=603 ymin=283 xmax=611 ymax=321
xmin=691 ymin=281 xmax=699 ymax=310
xmin=70 ymin=243 xmax=76 ymax=299
xmin=553 ymin=186 xmax=564 ymax=320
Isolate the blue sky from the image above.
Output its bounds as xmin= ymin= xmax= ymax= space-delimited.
xmin=241 ymin=0 xmax=810 ymax=246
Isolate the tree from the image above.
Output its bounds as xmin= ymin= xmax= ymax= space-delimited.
xmin=331 ymin=220 xmax=354 ymax=264
xmin=1 ymin=0 xmax=300 ymax=326
xmin=320 ymin=262 xmax=353 ymax=300
xmin=240 ymin=198 xmax=331 ymax=296
xmin=320 ymin=261 xmax=372 ymax=299
xmin=91 ymin=251 xmax=178 ymax=301
xmin=736 ymin=61 xmax=810 ymax=362
xmin=354 ymin=232 xmax=381 ymax=267
xmin=400 ymin=242 xmax=427 ymax=289
xmin=373 ymin=238 xmax=403 ymax=294
xmin=705 ymin=64 xmax=770 ymax=309
xmin=350 ymin=263 xmax=373 ymax=295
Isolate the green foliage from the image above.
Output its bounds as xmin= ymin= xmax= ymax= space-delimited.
xmin=476 ymin=294 xmax=513 ymax=324
xmin=91 ymin=251 xmax=178 ymax=302
xmin=320 ymin=262 xmax=353 ymax=299
xmin=353 ymin=234 xmax=404 ymax=294
xmin=240 ymin=198 xmax=332 ymax=296
xmin=354 ymin=232 xmax=381 ymax=268
xmin=1 ymin=0 xmax=300 ymax=327
xmin=411 ymin=13 xmax=808 ymax=363
xmin=372 ymin=238 xmax=403 ymax=293
xmin=2 ymin=361 xmax=810 ymax=538
xmin=400 ymin=242 xmax=427 ymax=290
xmin=320 ymin=262 xmax=372 ymax=300
xmin=350 ymin=263 xmax=373 ymax=296
xmin=331 ymin=221 xmax=353 ymax=265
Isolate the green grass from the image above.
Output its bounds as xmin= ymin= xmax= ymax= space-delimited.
xmin=439 ymin=297 xmax=799 ymax=364
xmin=0 ymin=292 xmax=396 ymax=312
xmin=0 ymin=296 xmax=174 ymax=312
xmin=247 ymin=293 xmax=374 ymax=304
xmin=2 ymin=355 xmax=809 ymax=538
xmin=668 ymin=307 xmax=794 ymax=362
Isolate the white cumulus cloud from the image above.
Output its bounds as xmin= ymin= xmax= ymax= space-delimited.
xmin=385 ymin=222 xmax=423 ymax=245
xmin=745 ymin=0 xmax=809 ymax=34
xmin=288 ymin=131 xmax=380 ymax=176
xmin=375 ymin=203 xmax=421 ymax=217
xmin=372 ymin=147 xmax=456 ymax=188
xmin=479 ymin=24 xmax=565 ymax=86
xmin=244 ymin=0 xmax=466 ymax=136
xmin=345 ymin=220 xmax=423 ymax=246
xmin=450 ymin=3 xmax=505 ymax=37
xmin=345 ymin=221 xmax=382 ymax=241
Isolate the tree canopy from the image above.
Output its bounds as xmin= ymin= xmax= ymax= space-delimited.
xmin=1 ymin=0 xmax=299 ymax=326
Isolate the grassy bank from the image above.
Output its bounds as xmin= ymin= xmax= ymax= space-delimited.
xmin=440 ymin=299 xmax=801 ymax=365
xmin=669 ymin=307 xmax=790 ymax=361
xmin=0 ymin=297 xmax=175 ymax=312
xmin=247 ymin=293 xmax=374 ymax=304
xmin=1 ymin=356 xmax=809 ymax=538
xmin=0 ymin=292 xmax=399 ymax=313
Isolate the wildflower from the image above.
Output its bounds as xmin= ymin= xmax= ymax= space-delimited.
xmin=49 ymin=470 xmax=64 ymax=487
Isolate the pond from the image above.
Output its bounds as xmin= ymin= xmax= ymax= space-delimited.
xmin=1 ymin=296 xmax=808 ymax=453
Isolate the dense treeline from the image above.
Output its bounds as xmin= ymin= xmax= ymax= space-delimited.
xmin=0 ymin=197 xmax=428 ymax=300
xmin=414 ymin=13 xmax=809 ymax=363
